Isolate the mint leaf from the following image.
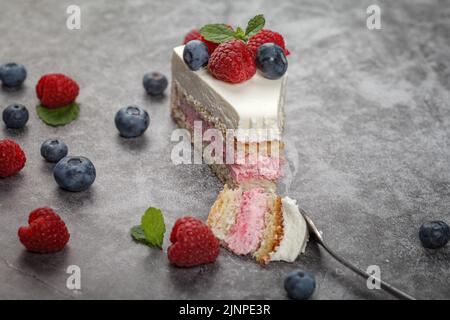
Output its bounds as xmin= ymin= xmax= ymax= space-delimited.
xmin=200 ymin=24 xmax=236 ymax=44
xmin=245 ymin=14 xmax=265 ymax=37
xmin=131 ymin=225 xmax=152 ymax=246
xmin=234 ymin=27 xmax=246 ymax=40
xmin=141 ymin=207 xmax=166 ymax=248
xmin=36 ymin=102 xmax=79 ymax=126
xmin=199 ymin=14 xmax=265 ymax=44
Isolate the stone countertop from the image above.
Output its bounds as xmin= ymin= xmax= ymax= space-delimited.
xmin=0 ymin=0 xmax=449 ymax=299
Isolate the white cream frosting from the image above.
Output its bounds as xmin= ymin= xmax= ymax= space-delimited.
xmin=270 ymin=197 xmax=309 ymax=262
xmin=172 ymin=46 xmax=287 ymax=142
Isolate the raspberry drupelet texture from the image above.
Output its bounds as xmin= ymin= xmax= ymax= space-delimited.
xmin=0 ymin=139 xmax=26 ymax=178
xmin=247 ymin=29 xmax=290 ymax=57
xmin=36 ymin=73 xmax=79 ymax=109
xmin=208 ymin=40 xmax=256 ymax=84
xmin=168 ymin=216 xmax=220 ymax=267
xmin=18 ymin=207 xmax=70 ymax=253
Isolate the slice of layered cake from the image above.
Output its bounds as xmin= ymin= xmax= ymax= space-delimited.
xmin=171 ymin=15 xmax=288 ymax=188
xmin=207 ymin=185 xmax=309 ymax=264
xmin=171 ymin=15 xmax=308 ymax=263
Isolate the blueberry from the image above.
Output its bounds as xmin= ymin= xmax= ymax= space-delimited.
xmin=284 ymin=270 xmax=316 ymax=300
xmin=419 ymin=221 xmax=450 ymax=249
xmin=183 ymin=40 xmax=210 ymax=71
xmin=2 ymin=104 xmax=29 ymax=129
xmin=143 ymin=72 xmax=168 ymax=96
xmin=53 ymin=156 xmax=96 ymax=192
xmin=40 ymin=139 xmax=69 ymax=163
xmin=256 ymin=43 xmax=288 ymax=80
xmin=0 ymin=62 xmax=27 ymax=88
xmin=115 ymin=105 xmax=150 ymax=138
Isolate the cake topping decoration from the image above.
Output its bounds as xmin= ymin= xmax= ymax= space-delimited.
xmin=200 ymin=14 xmax=265 ymax=44
xmin=256 ymin=43 xmax=288 ymax=80
xmin=247 ymin=29 xmax=290 ymax=56
xmin=183 ymin=28 xmax=220 ymax=54
xmin=208 ymin=40 xmax=256 ymax=83
xmin=183 ymin=40 xmax=210 ymax=71
xmin=182 ymin=15 xmax=289 ymax=83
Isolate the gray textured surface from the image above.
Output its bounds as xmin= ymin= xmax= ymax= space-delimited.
xmin=0 ymin=0 xmax=449 ymax=300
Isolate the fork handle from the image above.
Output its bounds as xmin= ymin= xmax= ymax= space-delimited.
xmin=319 ymin=242 xmax=416 ymax=300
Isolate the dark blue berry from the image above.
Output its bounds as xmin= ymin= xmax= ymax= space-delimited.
xmin=143 ymin=72 xmax=168 ymax=96
xmin=40 ymin=139 xmax=68 ymax=163
xmin=183 ymin=40 xmax=210 ymax=71
xmin=284 ymin=270 xmax=316 ymax=300
xmin=115 ymin=105 xmax=150 ymax=138
xmin=0 ymin=63 xmax=27 ymax=88
xmin=53 ymin=156 xmax=96 ymax=192
xmin=419 ymin=221 xmax=450 ymax=249
xmin=256 ymin=43 xmax=288 ymax=80
xmin=2 ymin=104 xmax=29 ymax=129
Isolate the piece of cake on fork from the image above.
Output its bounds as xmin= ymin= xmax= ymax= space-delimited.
xmin=207 ymin=185 xmax=309 ymax=264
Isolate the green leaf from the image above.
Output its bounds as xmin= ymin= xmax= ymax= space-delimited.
xmin=200 ymin=24 xmax=236 ymax=44
xmin=131 ymin=225 xmax=152 ymax=246
xmin=36 ymin=102 xmax=79 ymax=126
xmin=234 ymin=27 xmax=246 ymax=40
xmin=245 ymin=14 xmax=265 ymax=37
xmin=141 ymin=207 xmax=166 ymax=248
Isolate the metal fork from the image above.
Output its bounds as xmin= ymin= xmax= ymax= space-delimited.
xmin=299 ymin=208 xmax=416 ymax=300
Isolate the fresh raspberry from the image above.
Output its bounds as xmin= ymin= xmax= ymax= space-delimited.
xmin=208 ymin=40 xmax=256 ymax=83
xmin=168 ymin=216 xmax=220 ymax=267
xmin=201 ymin=37 xmax=220 ymax=55
xmin=18 ymin=207 xmax=70 ymax=253
xmin=183 ymin=29 xmax=201 ymax=44
xmin=36 ymin=73 xmax=79 ymax=109
xmin=0 ymin=139 xmax=26 ymax=178
xmin=182 ymin=28 xmax=219 ymax=54
xmin=247 ymin=29 xmax=290 ymax=56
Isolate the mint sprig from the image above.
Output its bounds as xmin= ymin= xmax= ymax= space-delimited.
xmin=131 ymin=225 xmax=152 ymax=246
xmin=245 ymin=14 xmax=265 ymax=37
xmin=200 ymin=14 xmax=265 ymax=44
xmin=200 ymin=24 xmax=236 ymax=44
xmin=234 ymin=27 xmax=246 ymax=40
xmin=131 ymin=207 xmax=166 ymax=249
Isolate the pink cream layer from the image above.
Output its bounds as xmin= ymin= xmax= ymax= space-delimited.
xmin=229 ymin=155 xmax=282 ymax=183
xmin=177 ymin=99 xmax=214 ymax=133
xmin=176 ymin=98 xmax=283 ymax=182
xmin=224 ymin=187 xmax=268 ymax=255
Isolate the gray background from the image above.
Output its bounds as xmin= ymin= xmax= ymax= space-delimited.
xmin=0 ymin=0 xmax=449 ymax=300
